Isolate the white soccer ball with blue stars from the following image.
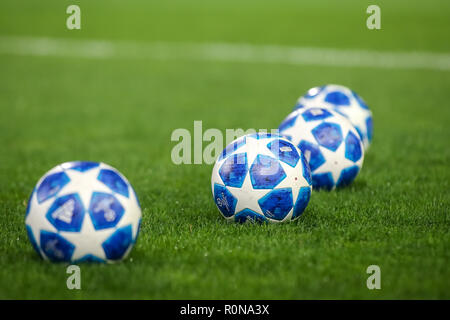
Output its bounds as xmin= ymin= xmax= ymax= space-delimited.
xmin=279 ymin=107 xmax=364 ymax=190
xmin=295 ymin=84 xmax=373 ymax=150
xmin=25 ymin=161 xmax=142 ymax=263
xmin=211 ymin=133 xmax=312 ymax=223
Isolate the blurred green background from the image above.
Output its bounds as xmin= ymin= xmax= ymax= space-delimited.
xmin=0 ymin=0 xmax=449 ymax=299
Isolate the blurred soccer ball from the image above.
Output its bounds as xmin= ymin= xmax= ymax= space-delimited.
xmin=211 ymin=133 xmax=312 ymax=223
xmin=279 ymin=107 xmax=364 ymax=190
xmin=25 ymin=161 xmax=142 ymax=263
xmin=295 ymin=84 xmax=373 ymax=150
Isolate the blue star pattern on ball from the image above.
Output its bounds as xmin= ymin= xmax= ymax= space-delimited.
xmin=294 ymin=84 xmax=373 ymax=150
xmin=211 ymin=133 xmax=312 ymax=223
xmin=25 ymin=161 xmax=142 ymax=263
xmin=279 ymin=107 xmax=364 ymax=191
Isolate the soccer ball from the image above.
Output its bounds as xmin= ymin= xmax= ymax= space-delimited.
xmin=295 ymin=84 xmax=373 ymax=150
xmin=211 ymin=133 xmax=312 ymax=223
xmin=25 ymin=161 xmax=142 ymax=263
xmin=279 ymin=107 xmax=364 ymax=190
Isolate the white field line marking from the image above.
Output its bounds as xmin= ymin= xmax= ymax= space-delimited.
xmin=1 ymin=35 xmax=450 ymax=71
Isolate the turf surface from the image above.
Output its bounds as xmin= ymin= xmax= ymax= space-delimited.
xmin=0 ymin=0 xmax=449 ymax=299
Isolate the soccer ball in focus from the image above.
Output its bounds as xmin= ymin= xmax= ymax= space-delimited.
xmin=279 ymin=107 xmax=364 ymax=190
xmin=295 ymin=84 xmax=373 ymax=150
xmin=25 ymin=161 xmax=142 ymax=263
xmin=211 ymin=133 xmax=312 ymax=223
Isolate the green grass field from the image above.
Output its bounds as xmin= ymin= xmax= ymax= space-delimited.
xmin=0 ymin=0 xmax=449 ymax=299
